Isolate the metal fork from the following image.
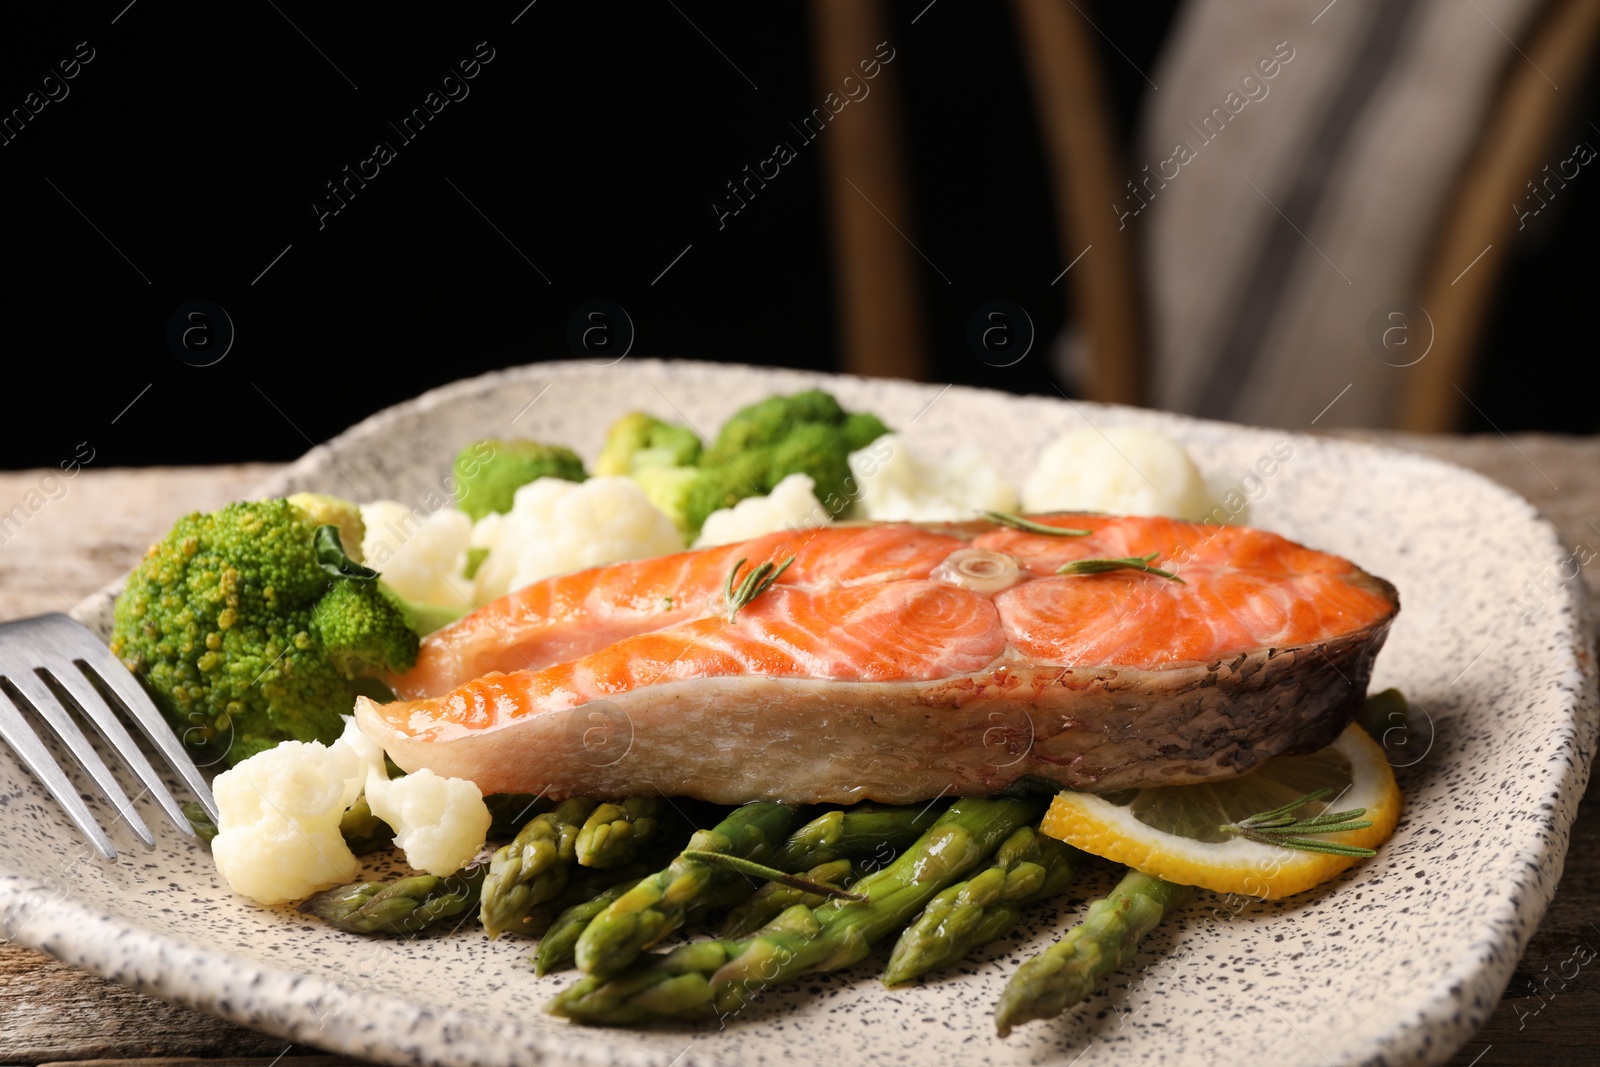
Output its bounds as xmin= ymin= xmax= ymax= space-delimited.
xmin=0 ymin=613 xmax=219 ymax=860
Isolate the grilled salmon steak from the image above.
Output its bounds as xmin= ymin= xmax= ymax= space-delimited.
xmin=357 ymin=515 xmax=1399 ymax=804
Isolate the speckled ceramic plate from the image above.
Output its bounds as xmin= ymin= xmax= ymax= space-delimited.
xmin=1 ymin=360 xmax=1594 ymax=1067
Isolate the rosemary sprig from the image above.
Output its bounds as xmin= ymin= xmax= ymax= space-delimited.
xmin=723 ymin=555 xmax=796 ymax=621
xmin=1221 ymin=788 xmax=1376 ymax=857
xmin=983 ymin=511 xmax=1092 ymax=537
xmin=1056 ymin=552 xmax=1185 ymax=583
xmin=681 ymin=849 xmax=867 ymax=902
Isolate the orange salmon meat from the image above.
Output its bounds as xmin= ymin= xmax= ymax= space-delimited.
xmin=358 ymin=515 xmax=1398 ymax=804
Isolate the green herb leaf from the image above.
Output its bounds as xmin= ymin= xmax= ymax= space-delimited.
xmin=724 ymin=555 xmax=796 ymax=621
xmin=314 ymin=524 xmax=380 ymax=582
xmin=680 ymin=849 xmax=867 ymax=902
xmin=983 ymin=511 xmax=1092 ymax=537
xmin=1221 ymin=788 xmax=1377 ymax=857
xmin=1056 ymin=552 xmax=1184 ymax=583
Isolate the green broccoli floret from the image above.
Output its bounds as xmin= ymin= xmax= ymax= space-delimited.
xmin=311 ymin=579 xmax=419 ymax=678
xmin=595 ymin=412 xmax=704 ymax=477
xmin=714 ymin=390 xmax=847 ymax=453
xmin=701 ymin=389 xmax=890 ymax=517
xmin=305 ymin=515 xmax=467 ymax=639
xmin=630 ymin=464 xmax=751 ymax=539
xmin=299 ymin=504 xmax=469 ymax=635
xmin=598 ymin=412 xmax=741 ymax=539
xmin=628 ymin=465 xmax=701 ymax=534
xmin=452 ymin=439 xmax=587 ymax=521
xmin=110 ymin=499 xmax=420 ymax=766
xmin=605 ymin=391 xmax=890 ymax=538
xmin=842 ymin=411 xmax=891 ymax=453
xmin=684 ymin=466 xmax=757 ymax=532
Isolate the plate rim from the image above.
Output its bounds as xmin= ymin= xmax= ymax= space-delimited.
xmin=9 ymin=358 xmax=1596 ymax=1067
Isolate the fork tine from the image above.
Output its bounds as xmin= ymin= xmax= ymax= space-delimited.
xmin=46 ymin=617 xmax=220 ymax=822
xmin=0 ymin=670 xmax=154 ymax=849
xmin=0 ymin=691 xmax=116 ymax=860
xmin=44 ymin=665 xmax=193 ymax=836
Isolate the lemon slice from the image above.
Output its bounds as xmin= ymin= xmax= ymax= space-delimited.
xmin=1039 ymin=723 xmax=1401 ymax=899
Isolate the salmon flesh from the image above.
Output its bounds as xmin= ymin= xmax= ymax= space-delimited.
xmin=357 ymin=515 xmax=1399 ymax=804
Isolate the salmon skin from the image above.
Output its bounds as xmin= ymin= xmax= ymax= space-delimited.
xmin=360 ymin=515 xmax=1399 ymax=804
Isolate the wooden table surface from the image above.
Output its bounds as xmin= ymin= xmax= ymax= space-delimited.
xmin=1 ymin=437 xmax=1596 ymax=1066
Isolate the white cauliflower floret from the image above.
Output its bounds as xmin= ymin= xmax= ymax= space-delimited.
xmin=209 ymin=723 xmax=493 ymax=905
xmin=369 ymin=771 xmax=490 ymax=876
xmin=694 ymin=473 xmax=829 ymax=548
xmin=210 ymin=740 xmax=363 ymax=905
xmin=1021 ymin=426 xmax=1212 ymax=520
xmin=468 ymin=509 xmax=505 ymax=558
xmin=472 ymin=476 xmax=683 ymax=603
xmin=848 ymin=433 xmax=1018 ymax=522
xmin=359 ymin=501 xmax=474 ymax=610
xmin=340 ymin=720 xmax=491 ymax=877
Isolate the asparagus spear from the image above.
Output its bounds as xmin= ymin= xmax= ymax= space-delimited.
xmin=721 ymin=858 xmax=854 ymax=938
xmin=300 ymin=866 xmax=486 ymax=936
xmin=549 ymin=803 xmax=937 ymax=969
xmin=513 ymin=861 xmax=660 ymax=938
xmin=538 ymin=865 xmax=761 ymax=976
xmin=575 ymin=797 xmax=668 ymax=868
xmin=884 ymin=826 xmax=1082 ymax=985
xmin=480 ymin=797 xmax=599 ymax=938
xmin=338 ymin=795 xmax=396 ymax=855
xmin=536 ymin=877 xmax=646 ymax=976
xmin=768 ymin=804 xmax=945 ymax=871
xmin=714 ymin=803 xmax=948 ymax=937
xmin=710 ymin=797 xmax=1041 ymax=1016
xmin=302 ymin=858 xmax=657 ymax=938
xmin=550 ymin=796 xmax=1042 ymax=1023
xmin=182 ymin=801 xmax=218 ymax=843
xmin=485 ymin=793 xmax=553 ymax=838
xmin=994 ymin=870 xmax=1192 ymax=1037
xmin=573 ymin=802 xmax=802 ymax=977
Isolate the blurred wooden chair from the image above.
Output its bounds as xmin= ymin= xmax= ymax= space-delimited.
xmin=809 ymin=0 xmax=927 ymax=383
xmin=810 ymin=0 xmax=1144 ymax=405
xmin=1400 ymin=0 xmax=1600 ymax=432
xmin=815 ymin=0 xmax=1600 ymax=428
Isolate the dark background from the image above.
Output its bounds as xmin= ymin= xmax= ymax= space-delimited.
xmin=2 ymin=0 xmax=1595 ymax=471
